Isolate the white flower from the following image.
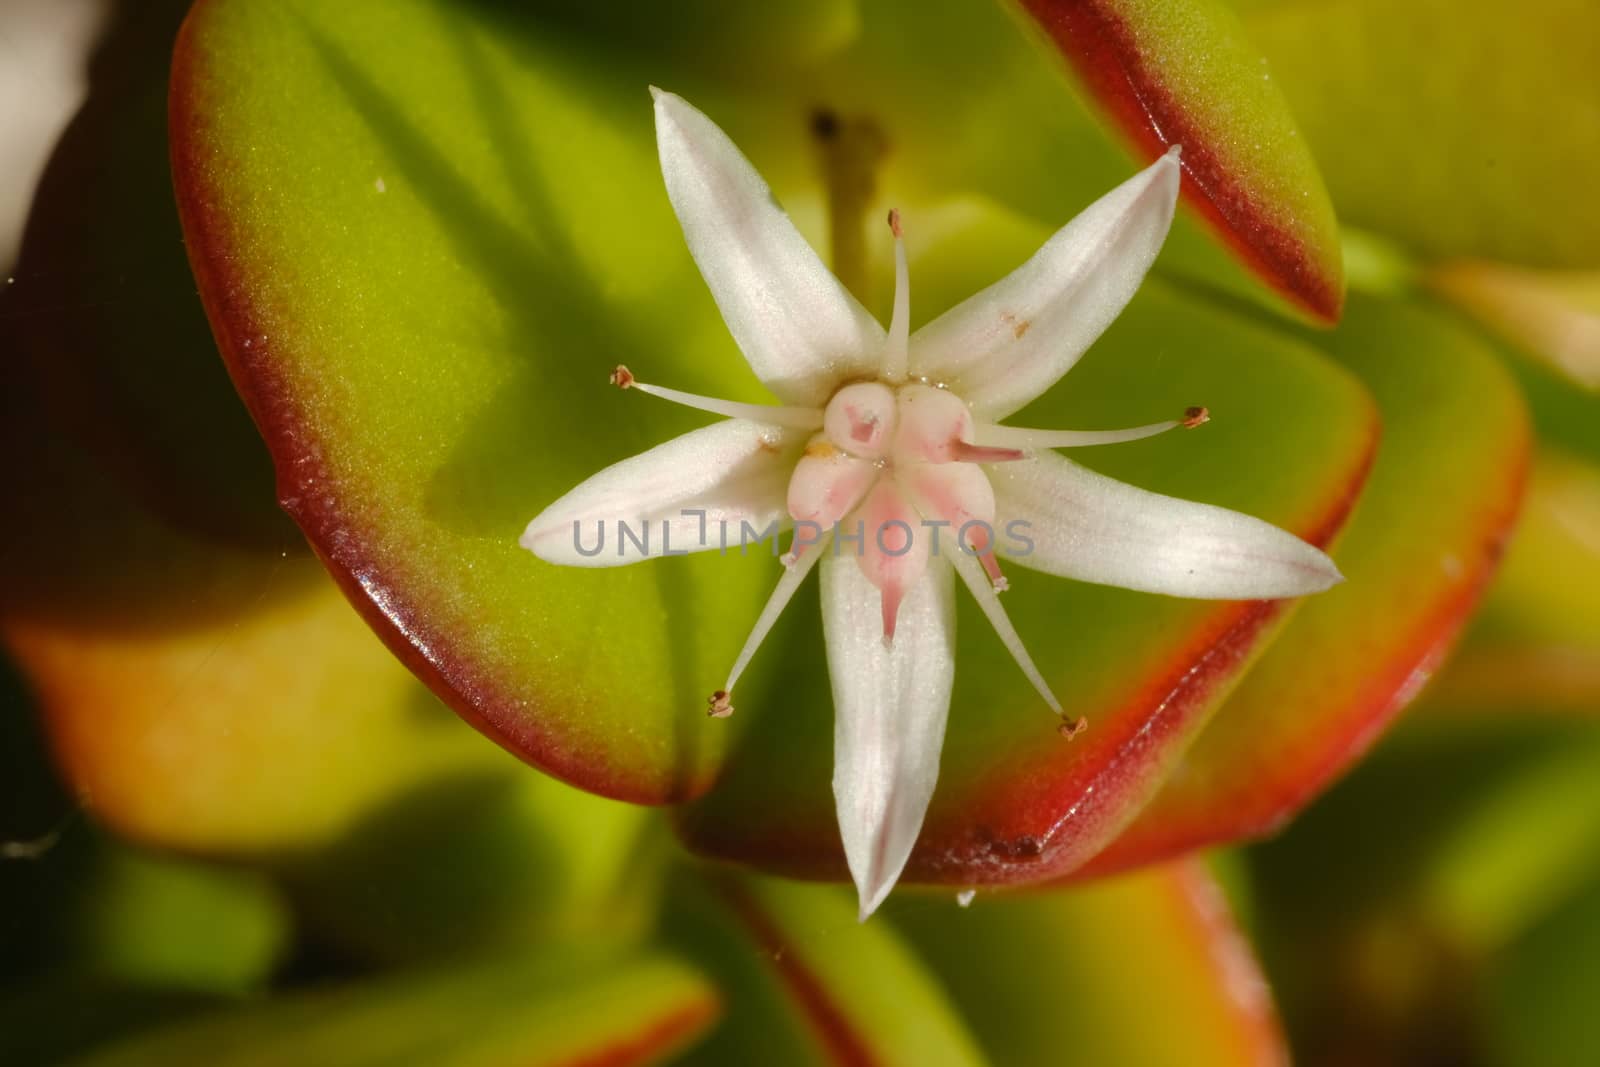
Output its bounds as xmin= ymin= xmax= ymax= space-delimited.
xmin=522 ymin=89 xmax=1343 ymax=919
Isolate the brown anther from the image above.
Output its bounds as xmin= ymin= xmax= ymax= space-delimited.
xmin=887 ymin=208 xmax=902 ymax=238
xmin=707 ymin=690 xmax=734 ymax=718
xmin=1057 ymin=715 xmax=1089 ymax=740
xmin=610 ymin=365 xmax=635 ymax=389
xmin=1182 ymin=405 xmax=1210 ymax=429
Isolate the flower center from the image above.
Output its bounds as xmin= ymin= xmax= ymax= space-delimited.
xmin=789 ymin=380 xmax=1012 ymax=640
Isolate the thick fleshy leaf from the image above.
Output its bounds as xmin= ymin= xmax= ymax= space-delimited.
xmin=1417 ymin=450 xmax=1600 ymax=718
xmin=1083 ymin=295 xmax=1529 ymax=877
xmin=67 ymin=950 xmax=719 ymax=1067
xmin=1239 ymin=0 xmax=1600 ymax=267
xmin=908 ymin=148 xmax=1181 ymax=418
xmin=0 ymin=359 xmax=651 ymax=962
xmin=667 ymin=873 xmax=986 ymax=1067
xmin=823 ymin=555 xmax=957 ymax=918
xmin=675 ymin=206 xmax=1376 ymax=887
xmin=171 ymin=0 xmax=852 ymax=803
xmin=1014 ymin=0 xmax=1345 ymax=321
xmin=653 ymin=89 xmax=885 ymax=407
xmin=888 ymin=862 xmax=1288 ymax=1067
xmin=172 ymin=0 xmax=1361 ymax=808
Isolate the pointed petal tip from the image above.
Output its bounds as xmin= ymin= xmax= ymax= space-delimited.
xmin=855 ymin=875 xmax=895 ymax=923
xmin=1165 ymin=143 xmax=1183 ymax=162
xmin=517 ymin=518 xmax=547 ymax=557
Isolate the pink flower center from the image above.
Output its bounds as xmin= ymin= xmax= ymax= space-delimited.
xmin=787 ymin=381 xmax=1012 ymax=639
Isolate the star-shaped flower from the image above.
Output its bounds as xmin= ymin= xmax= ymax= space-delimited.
xmin=522 ymin=89 xmax=1342 ymax=919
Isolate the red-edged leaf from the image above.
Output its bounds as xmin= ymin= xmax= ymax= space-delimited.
xmin=667 ymin=873 xmax=986 ymax=1067
xmin=1417 ymin=449 xmax=1600 ymax=719
xmin=1081 ymin=294 xmax=1530 ymax=877
xmin=889 ymin=861 xmax=1288 ymax=1066
xmin=1014 ymin=0 xmax=1345 ymax=322
xmin=674 ymin=209 xmax=1376 ymax=887
xmin=168 ymin=0 xmax=1374 ymax=822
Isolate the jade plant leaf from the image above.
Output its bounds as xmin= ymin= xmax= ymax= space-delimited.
xmin=1011 ymin=0 xmax=1346 ymax=322
xmin=1238 ymin=0 xmax=1600 ymax=267
xmin=171 ymin=0 xmax=1377 ymax=871
xmin=1418 ymin=449 xmax=1600 ymax=718
xmin=674 ymin=207 xmax=1374 ymax=885
xmin=888 ymin=862 xmax=1288 ymax=1066
xmin=0 ymin=363 xmax=651 ymax=960
xmin=65 ymin=950 xmax=719 ymax=1067
xmin=666 ymin=873 xmax=987 ymax=1067
xmin=1082 ymin=294 xmax=1530 ymax=876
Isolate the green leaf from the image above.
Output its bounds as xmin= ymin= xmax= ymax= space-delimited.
xmin=1084 ymin=293 xmax=1530 ymax=876
xmin=666 ymin=873 xmax=987 ymax=1067
xmin=172 ymin=0 xmax=1375 ymax=838
xmin=0 ymin=363 xmax=650 ymax=961
xmin=66 ymin=950 xmax=719 ymax=1067
xmin=675 ymin=206 xmax=1374 ymax=884
xmin=1240 ymin=0 xmax=1600 ymax=267
xmin=1418 ymin=450 xmax=1600 ymax=717
xmin=1011 ymin=0 xmax=1346 ymax=321
xmin=887 ymin=862 xmax=1288 ymax=1066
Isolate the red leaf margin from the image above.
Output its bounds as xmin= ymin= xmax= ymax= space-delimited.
xmin=1018 ymin=0 xmax=1345 ymax=324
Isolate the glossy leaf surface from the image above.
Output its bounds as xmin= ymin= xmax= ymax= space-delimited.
xmin=1014 ymin=0 xmax=1345 ymax=321
xmin=172 ymin=0 xmax=1376 ymax=863
xmin=677 ymin=209 xmax=1374 ymax=885
xmin=889 ymin=862 xmax=1288 ymax=1066
xmin=1085 ymin=295 xmax=1529 ymax=875
xmin=1240 ymin=0 xmax=1600 ymax=267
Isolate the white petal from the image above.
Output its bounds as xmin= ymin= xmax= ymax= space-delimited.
xmin=520 ymin=420 xmax=803 ymax=567
xmin=992 ymin=450 xmax=1343 ymax=599
xmin=908 ymin=149 xmax=1182 ymax=420
xmin=822 ymin=554 xmax=956 ymax=920
xmin=653 ymin=89 xmax=884 ymax=407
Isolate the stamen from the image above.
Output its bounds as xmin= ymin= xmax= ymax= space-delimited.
xmin=974 ymin=418 xmax=1186 ymax=450
xmin=707 ymin=690 xmax=735 ymax=718
xmin=723 ymin=536 xmax=829 ymax=697
xmin=949 ymin=552 xmax=1062 ymax=714
xmin=611 ymin=365 xmax=824 ymax=430
xmin=1182 ymin=405 xmax=1210 ymax=428
xmin=950 ymin=441 xmax=1027 ymax=464
xmin=1057 ymin=716 xmax=1089 ymax=740
xmin=883 ymin=209 xmax=910 ymax=382
xmin=979 ymin=550 xmax=1008 ymax=591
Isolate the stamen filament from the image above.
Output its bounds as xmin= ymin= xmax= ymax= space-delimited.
xmin=950 ymin=441 xmax=1027 ymax=464
xmin=721 ymin=534 xmax=830 ymax=699
xmin=883 ymin=210 xmax=910 ymax=382
xmin=974 ymin=419 xmax=1185 ymax=450
xmin=950 ymin=552 xmax=1062 ymax=714
xmin=612 ymin=365 xmax=824 ymax=430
